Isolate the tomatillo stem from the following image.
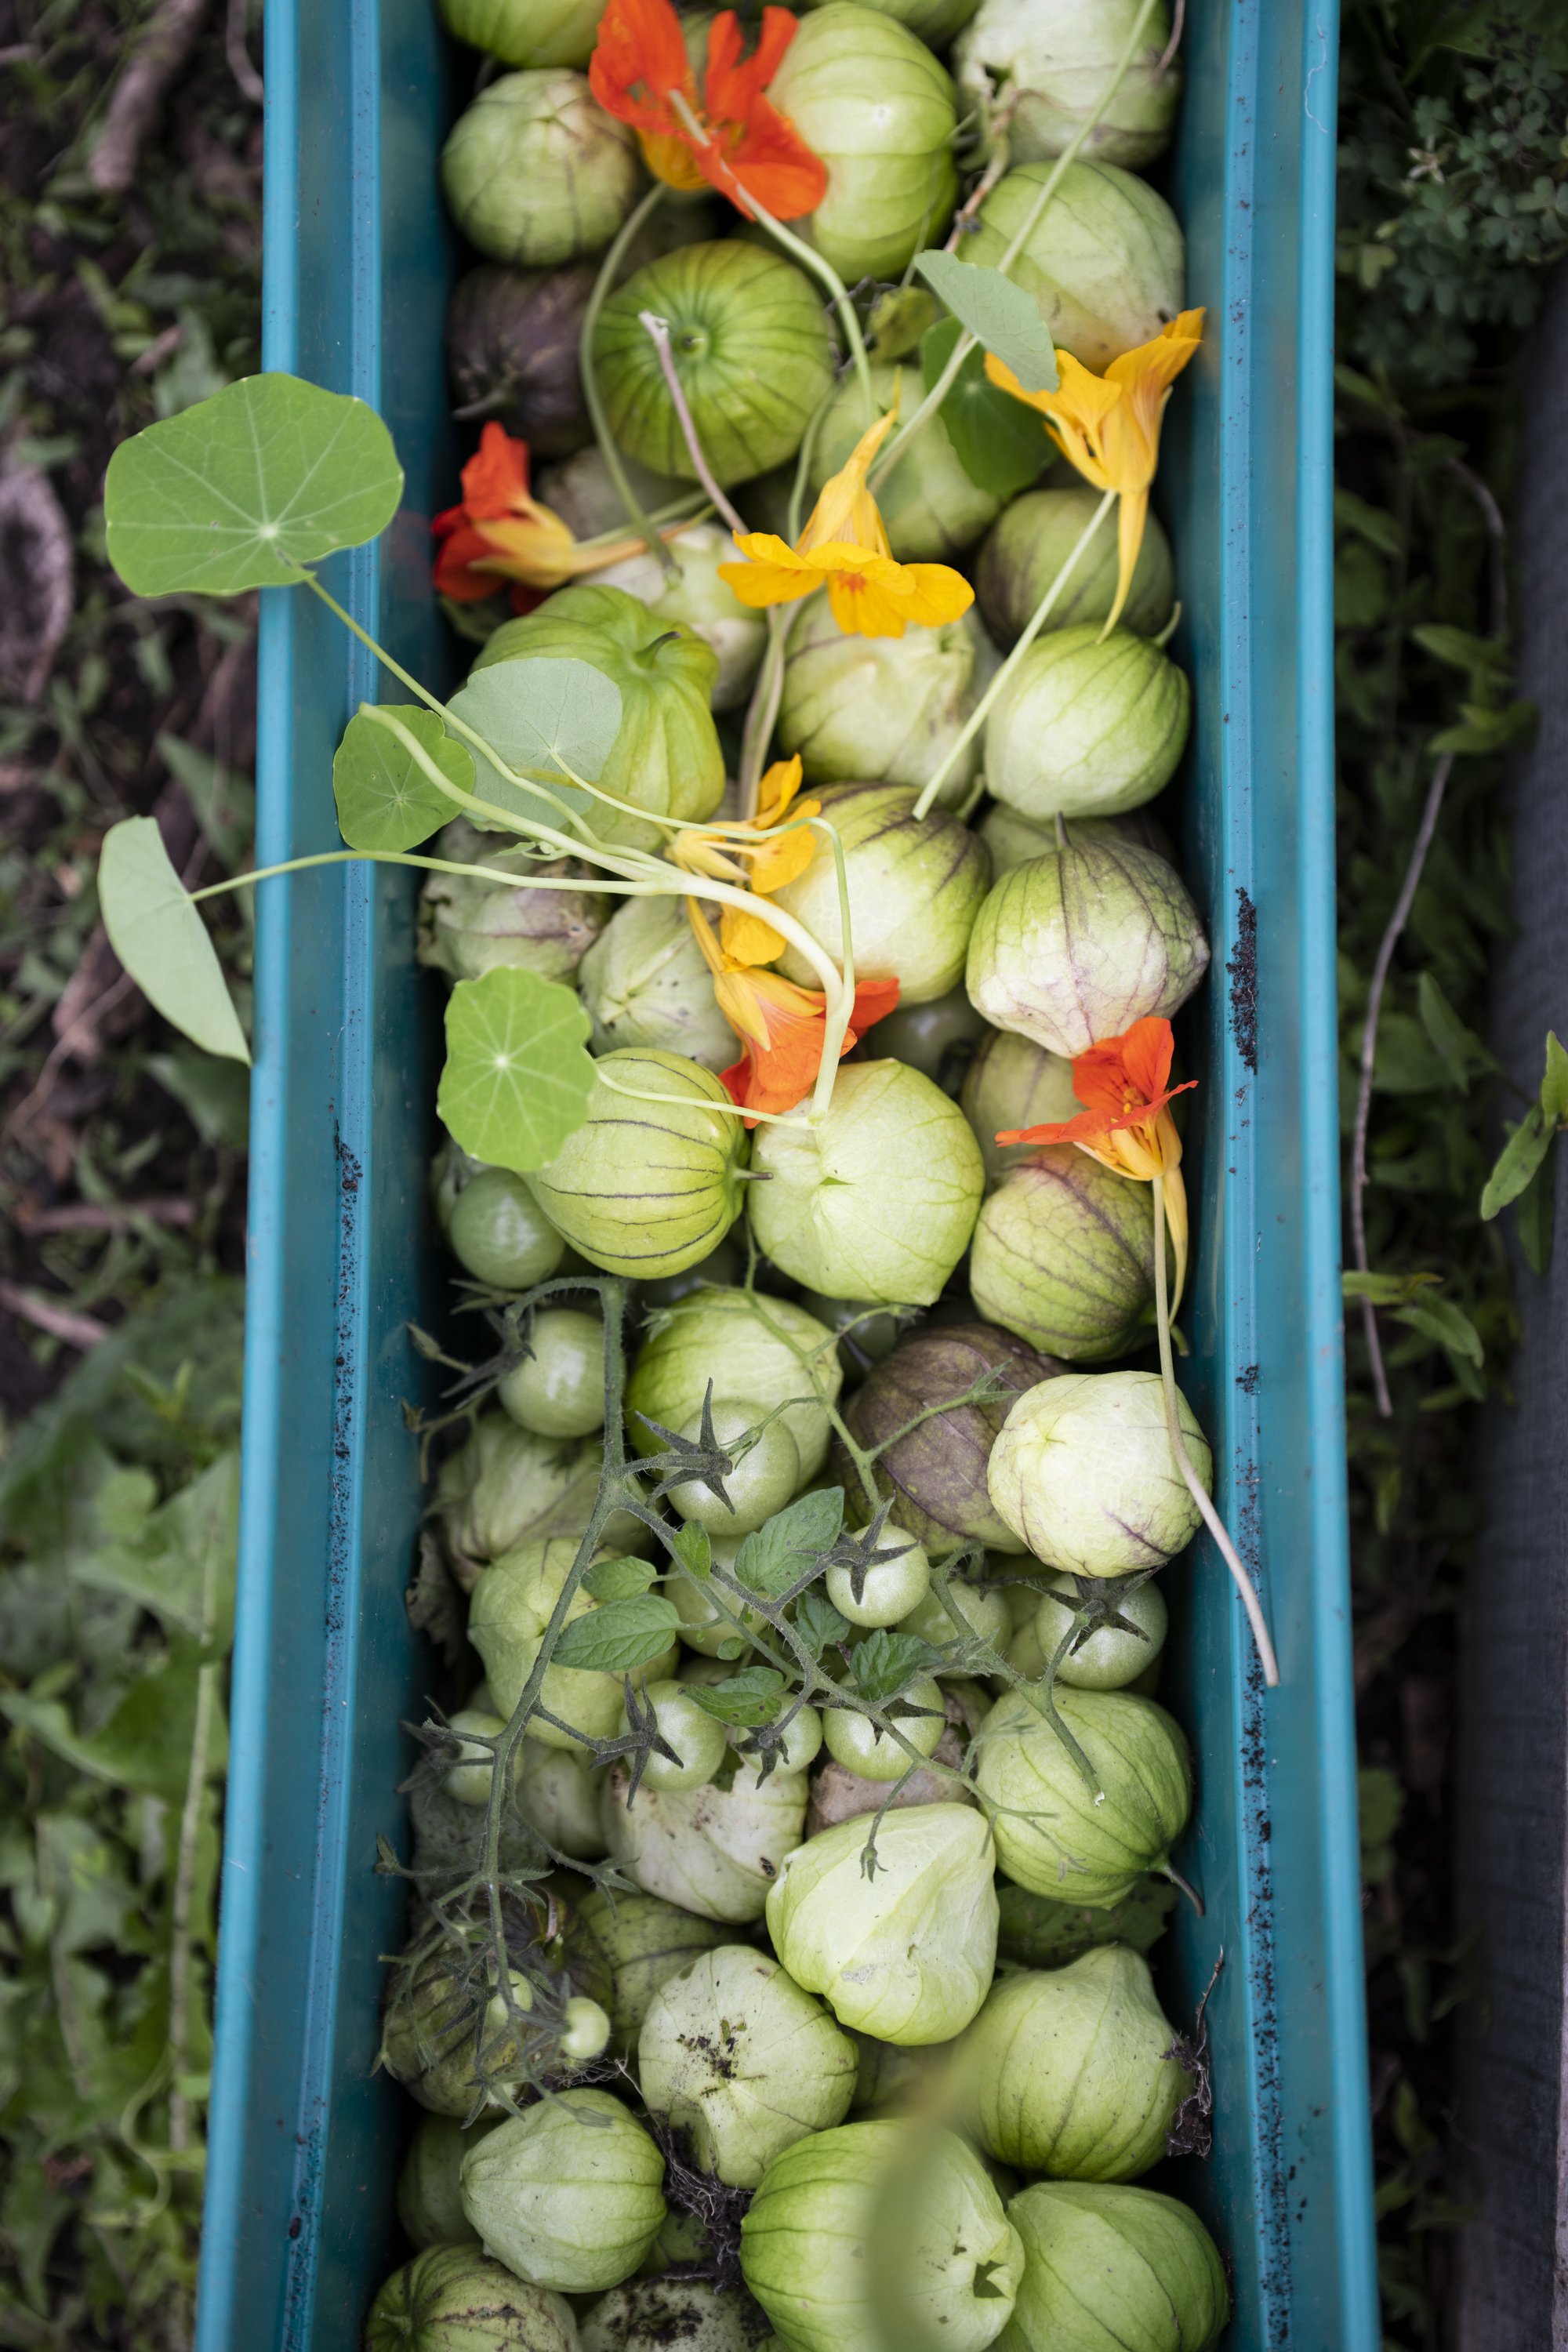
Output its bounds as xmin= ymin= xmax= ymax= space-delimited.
xmin=1152 ymin=1174 xmax=1280 ymax=1689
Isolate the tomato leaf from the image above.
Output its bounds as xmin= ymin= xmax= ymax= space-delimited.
xmin=437 ymin=967 xmax=596 ymax=1173
xmin=920 ymin=320 xmax=1051 ymax=503
xmin=915 ymin=251 xmax=1059 ymax=391
xmin=684 ymin=1668 xmax=789 ymax=1727
xmin=583 ymin=1557 xmax=657 ymax=1602
xmin=848 ymin=1628 xmax=945 ymax=1706
xmin=1392 ymin=1296 xmax=1484 ymax=1365
xmin=104 ymin=373 xmax=402 ymax=597
xmin=99 ymin=817 xmax=251 ymax=1064
xmin=551 ymin=1592 xmax=681 ymax=1672
xmin=333 ymin=705 xmax=472 ymax=852
xmin=1515 ymin=1134 xmax=1559 ymax=1276
xmin=734 ymin=1488 xmax=845 ymax=1600
xmin=668 ymin=1523 xmax=712 ymax=1582
xmin=793 ymin=1590 xmax=852 ymax=1656
xmin=1540 ymin=1030 xmax=1568 ymax=1124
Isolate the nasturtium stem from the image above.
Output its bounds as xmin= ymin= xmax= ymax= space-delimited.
xmin=1152 ymin=1174 xmax=1281 ymax=1689
xmin=911 ymin=485 xmax=1115 ymax=818
xmin=638 ymin=310 xmax=750 ymax=536
xmin=736 ymin=388 xmax=830 ymax=816
xmin=665 ymin=89 xmax=877 ymax=426
xmin=869 ymin=0 xmax=1163 ymax=498
xmin=579 ymin=183 xmax=680 ymax=575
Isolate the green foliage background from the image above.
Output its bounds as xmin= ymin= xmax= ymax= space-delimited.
xmin=1336 ymin=2 xmax=1567 ymax=2339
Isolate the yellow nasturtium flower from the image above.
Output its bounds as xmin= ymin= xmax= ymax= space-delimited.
xmin=718 ymin=410 xmax=975 ymax=640
xmin=985 ymin=309 xmax=1206 ymax=635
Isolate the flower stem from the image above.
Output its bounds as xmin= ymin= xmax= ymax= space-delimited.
xmin=911 ymin=485 xmax=1115 ymax=818
xmin=869 ymin=0 xmax=1163 ymax=497
xmin=637 ymin=309 xmax=750 ymax=535
xmin=666 ymin=89 xmax=876 ymax=426
xmin=1152 ymin=1174 xmax=1280 ymax=1688
xmin=579 ymin=183 xmax=681 ymax=576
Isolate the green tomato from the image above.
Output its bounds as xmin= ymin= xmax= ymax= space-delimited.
xmin=666 ymin=1403 xmax=803 ymax=1537
xmin=898 ymin=1580 xmax=1012 ymax=1661
xmin=365 ymin=2245 xmax=577 ymax=2351
xmin=559 ymin=1994 xmax=612 ymax=2063
xmin=441 ymin=71 xmax=641 ymax=269
xmin=448 ymin=1166 xmax=565 ymax=1290
xmin=826 ymin=1523 xmax=931 ymax=1627
xmin=768 ymin=8 xmax=960 ymax=285
xmin=670 ymin=1548 xmax=776 ymax=1660
xmin=477 ymin=584 xmax=724 ymax=851
xmin=624 ymin=1679 xmax=730 ymax=1791
xmin=514 ymin=1737 xmax=608 ymax=1859
xmin=1035 ymin=1573 xmax=1168 ymax=1690
xmin=441 ymin=1708 xmax=506 ymax=1808
xmin=595 ymin=241 xmax=837 ymax=488
xmin=395 ymin=2111 xmax=500 ymax=2251
xmin=439 ymin=0 xmax=604 ymax=68
xmin=496 ymin=1309 xmax=608 ymax=1439
xmin=528 ymin=1050 xmax=750 ymax=1282
xmin=733 ymin=1701 xmax=824 ymax=1776
xmin=767 ymin=782 xmax=993 ymax=1009
xmin=822 ymin=1676 xmax=945 ymax=1780
xmin=459 ymin=2089 xmax=667 ymax=2292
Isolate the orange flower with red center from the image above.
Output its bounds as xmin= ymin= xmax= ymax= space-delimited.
xmin=591 ymin=0 xmax=826 ymax=221
xmin=432 ymin=423 xmax=660 ymax=606
xmin=996 ymin=1015 xmax=1196 ymax=1303
xmin=685 ymin=898 xmax=898 ymax=1122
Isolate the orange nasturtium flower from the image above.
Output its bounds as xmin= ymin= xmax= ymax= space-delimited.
xmin=719 ymin=408 xmax=975 ymax=640
xmin=673 ymin=757 xmax=821 ymax=962
xmin=687 ymin=899 xmax=900 ymax=1122
xmin=590 ymin=0 xmax=826 ymax=220
xmin=996 ymin=1014 xmax=1196 ymax=1305
xmin=433 ymin=423 xmax=658 ymax=606
xmin=985 ymin=310 xmax=1206 ymax=635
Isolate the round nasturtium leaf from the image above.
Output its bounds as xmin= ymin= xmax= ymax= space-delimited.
xmin=332 ymin=705 xmax=474 ymax=853
xmin=437 ymin=965 xmax=596 ymax=1173
xmin=104 ymin=373 xmax=403 ymax=598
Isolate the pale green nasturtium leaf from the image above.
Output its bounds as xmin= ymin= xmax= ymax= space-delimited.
xmin=99 ymin=817 xmax=251 ymax=1064
xmin=437 ymin=966 xmax=596 ymax=1172
xmin=445 ymin=657 xmax=622 ymax=832
xmin=103 ymin=372 xmax=403 ymax=597
xmin=915 ymin=250 xmax=1060 ymax=393
xmin=332 ymin=704 xmax=473 ymax=851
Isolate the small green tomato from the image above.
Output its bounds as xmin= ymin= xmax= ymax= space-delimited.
xmin=448 ymin=1166 xmax=564 ymax=1289
xmin=496 ymin=1308 xmax=608 ymax=1439
xmin=666 ymin=1402 xmax=803 ymax=1536
xmin=1035 ymin=1572 xmax=1169 ymax=1690
xmin=822 ymin=1678 xmax=946 ymax=1782
xmin=898 ymin=1580 xmax=1013 ymax=1662
xmin=734 ymin=1702 xmax=824 ymax=1776
xmin=826 ymin=1523 xmax=931 ymax=1628
xmin=625 ymin=1679 xmax=730 ymax=1791
xmin=441 ymin=1708 xmax=506 ymax=1807
xmin=670 ymin=1542 xmax=774 ymax=1660
xmin=559 ymin=1995 xmax=612 ymax=2063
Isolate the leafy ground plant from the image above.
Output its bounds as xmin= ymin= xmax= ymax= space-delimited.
xmin=1336 ymin=0 xmax=1567 ymax=2338
xmin=1 ymin=5 xmax=260 ymax=2343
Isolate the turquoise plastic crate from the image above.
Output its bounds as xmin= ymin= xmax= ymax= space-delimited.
xmin=197 ymin=3 xmax=1377 ymax=2344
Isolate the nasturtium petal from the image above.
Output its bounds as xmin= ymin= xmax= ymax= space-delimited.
xmin=332 ymin=705 xmax=473 ymax=851
xmin=99 ymin=817 xmax=251 ymax=1064
xmin=104 ymin=374 xmax=403 ymax=597
xmin=437 ymin=966 xmax=596 ymax=1172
